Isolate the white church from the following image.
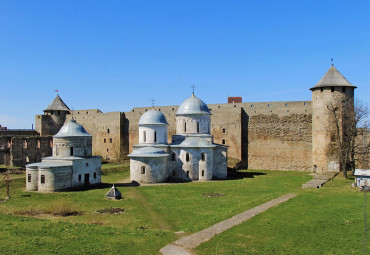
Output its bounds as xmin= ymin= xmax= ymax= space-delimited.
xmin=26 ymin=120 xmax=101 ymax=192
xmin=128 ymin=93 xmax=228 ymax=183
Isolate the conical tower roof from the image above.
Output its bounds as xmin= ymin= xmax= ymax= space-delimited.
xmin=310 ymin=66 xmax=356 ymax=90
xmin=44 ymin=95 xmax=70 ymax=111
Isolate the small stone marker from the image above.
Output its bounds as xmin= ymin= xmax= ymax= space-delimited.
xmin=106 ymin=185 xmax=122 ymax=200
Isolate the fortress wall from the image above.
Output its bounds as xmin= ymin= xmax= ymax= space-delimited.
xmin=10 ymin=136 xmax=52 ymax=167
xmin=246 ymin=113 xmax=312 ymax=171
xmin=67 ymin=110 xmax=123 ymax=159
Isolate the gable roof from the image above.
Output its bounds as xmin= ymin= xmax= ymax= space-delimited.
xmin=44 ymin=95 xmax=70 ymax=111
xmin=310 ymin=66 xmax=356 ymax=90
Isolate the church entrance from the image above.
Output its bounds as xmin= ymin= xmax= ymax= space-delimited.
xmin=84 ymin=174 xmax=90 ymax=185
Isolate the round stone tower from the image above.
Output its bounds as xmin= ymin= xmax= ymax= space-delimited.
xmin=175 ymin=93 xmax=212 ymax=135
xmin=53 ymin=120 xmax=92 ymax=157
xmin=310 ymin=66 xmax=356 ymax=173
xmin=138 ymin=109 xmax=168 ymax=144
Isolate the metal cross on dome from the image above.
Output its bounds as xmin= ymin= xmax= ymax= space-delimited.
xmin=191 ymin=84 xmax=196 ymax=95
xmin=150 ymin=98 xmax=156 ymax=108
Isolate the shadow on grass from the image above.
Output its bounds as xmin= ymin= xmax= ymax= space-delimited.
xmin=228 ymin=168 xmax=266 ymax=180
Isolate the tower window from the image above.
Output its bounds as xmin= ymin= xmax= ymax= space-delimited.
xmin=331 ymin=87 xmax=334 ymax=92
xmin=186 ymin=152 xmax=189 ymax=162
xmin=342 ymin=87 xmax=346 ymax=92
xmin=222 ymin=128 xmax=225 ymax=133
xmin=197 ymin=122 xmax=200 ymax=133
xmin=222 ymin=139 xmax=226 ymax=145
xmin=320 ymin=88 xmax=323 ymax=92
xmin=58 ymin=111 xmax=60 ymax=115
xmin=109 ymin=138 xmax=112 ymax=143
xmin=104 ymin=138 xmax=106 ymax=143
xmin=184 ymin=122 xmax=187 ymax=132
xmin=154 ymin=131 xmax=157 ymax=142
xmin=143 ymin=131 xmax=146 ymax=142
xmin=107 ymin=129 xmax=110 ymax=134
xmin=201 ymin=153 xmax=205 ymax=161
xmin=202 ymin=170 xmax=204 ymax=177
xmin=172 ymin=153 xmax=176 ymax=161
xmin=41 ymin=175 xmax=45 ymax=184
xmin=70 ymin=147 xmax=74 ymax=156
xmin=141 ymin=166 xmax=145 ymax=174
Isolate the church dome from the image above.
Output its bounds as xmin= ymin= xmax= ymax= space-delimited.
xmin=53 ymin=120 xmax=92 ymax=138
xmin=138 ymin=109 xmax=168 ymax=125
xmin=176 ymin=93 xmax=211 ymax=115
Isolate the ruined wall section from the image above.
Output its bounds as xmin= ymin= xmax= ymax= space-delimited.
xmin=10 ymin=136 xmax=52 ymax=167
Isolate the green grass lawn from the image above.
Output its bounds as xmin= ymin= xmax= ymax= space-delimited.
xmin=0 ymin=166 xmax=364 ymax=254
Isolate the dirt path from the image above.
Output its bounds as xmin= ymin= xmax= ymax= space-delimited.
xmin=160 ymin=193 xmax=298 ymax=255
xmin=128 ymin=187 xmax=175 ymax=232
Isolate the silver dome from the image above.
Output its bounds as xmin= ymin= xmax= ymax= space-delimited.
xmin=176 ymin=93 xmax=211 ymax=115
xmin=138 ymin=109 xmax=168 ymax=125
xmin=53 ymin=120 xmax=92 ymax=138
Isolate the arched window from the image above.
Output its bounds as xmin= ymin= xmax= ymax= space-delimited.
xmin=201 ymin=153 xmax=205 ymax=161
xmin=141 ymin=166 xmax=146 ymax=174
xmin=222 ymin=128 xmax=225 ymax=133
xmin=107 ymin=128 xmax=110 ymax=134
xmin=143 ymin=131 xmax=146 ymax=143
xmin=184 ymin=122 xmax=187 ymax=132
xmin=109 ymin=138 xmax=112 ymax=143
xmin=186 ymin=152 xmax=189 ymax=162
xmin=23 ymin=140 xmax=28 ymax=149
xmin=104 ymin=138 xmax=106 ymax=143
xmin=222 ymin=139 xmax=225 ymax=145
xmin=154 ymin=131 xmax=157 ymax=143
xmin=197 ymin=122 xmax=200 ymax=133
xmin=36 ymin=139 xmax=41 ymax=149
xmin=26 ymin=156 xmax=30 ymax=163
xmin=202 ymin=170 xmax=204 ymax=177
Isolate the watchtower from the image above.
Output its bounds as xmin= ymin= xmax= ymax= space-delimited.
xmin=310 ymin=66 xmax=356 ymax=173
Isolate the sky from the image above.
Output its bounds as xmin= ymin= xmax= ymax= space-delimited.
xmin=1 ymin=0 xmax=369 ymax=129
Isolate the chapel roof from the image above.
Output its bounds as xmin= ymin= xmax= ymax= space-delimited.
xmin=310 ymin=66 xmax=356 ymax=90
xmin=44 ymin=95 xmax=70 ymax=111
xmin=128 ymin=146 xmax=169 ymax=158
xmin=171 ymin=136 xmax=216 ymax=148
xmin=176 ymin=93 xmax=211 ymax=115
xmin=138 ymin=109 xmax=168 ymax=125
xmin=53 ymin=120 xmax=92 ymax=138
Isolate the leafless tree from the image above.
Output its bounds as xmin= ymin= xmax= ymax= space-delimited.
xmin=327 ymin=99 xmax=368 ymax=178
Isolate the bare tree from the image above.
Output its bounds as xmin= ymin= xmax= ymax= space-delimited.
xmin=327 ymin=99 xmax=368 ymax=178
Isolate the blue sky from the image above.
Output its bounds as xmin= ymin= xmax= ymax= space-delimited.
xmin=1 ymin=0 xmax=369 ymax=129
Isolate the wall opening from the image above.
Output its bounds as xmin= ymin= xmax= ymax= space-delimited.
xmin=222 ymin=139 xmax=225 ymax=145
xmin=172 ymin=153 xmax=176 ymax=161
xmin=154 ymin=131 xmax=157 ymax=143
xmin=26 ymin=156 xmax=29 ymax=163
xmin=78 ymin=174 xmax=82 ymax=182
xmin=186 ymin=152 xmax=189 ymax=162
xmin=222 ymin=128 xmax=225 ymax=133
xmin=84 ymin=174 xmax=90 ymax=185
xmin=184 ymin=122 xmax=187 ymax=132
xmin=28 ymin=174 xmax=31 ymax=182
xmin=141 ymin=166 xmax=146 ymax=174
xmin=107 ymin=128 xmax=110 ymax=134
xmin=186 ymin=171 xmax=189 ymax=177
xmin=94 ymin=172 xmax=97 ymax=178
xmin=23 ymin=140 xmax=28 ymax=149
xmin=70 ymin=147 xmax=74 ymax=156
xmin=104 ymin=138 xmax=106 ymax=143
xmin=202 ymin=170 xmax=204 ymax=177
xmin=41 ymin=175 xmax=45 ymax=184
xmin=331 ymin=87 xmax=334 ymax=92
xmin=110 ymin=138 xmax=112 ymax=143
xmin=201 ymin=153 xmax=205 ymax=161
xmin=37 ymin=139 xmax=41 ymax=149
xmin=197 ymin=122 xmax=200 ymax=133
xmin=143 ymin=131 xmax=146 ymax=143
xmin=342 ymin=87 xmax=346 ymax=92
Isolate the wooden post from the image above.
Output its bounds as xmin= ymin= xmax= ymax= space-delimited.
xmin=3 ymin=173 xmax=11 ymax=199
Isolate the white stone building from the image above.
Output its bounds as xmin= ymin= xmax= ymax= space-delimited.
xmin=128 ymin=93 xmax=228 ymax=183
xmin=26 ymin=120 xmax=101 ymax=192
